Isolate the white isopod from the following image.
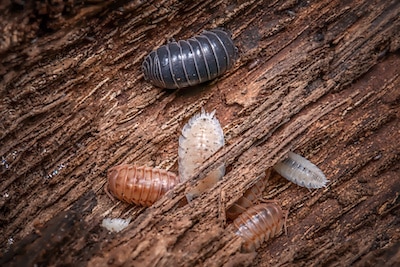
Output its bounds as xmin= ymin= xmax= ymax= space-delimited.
xmin=178 ymin=108 xmax=225 ymax=202
xmin=101 ymin=217 xmax=131 ymax=233
xmin=273 ymin=151 xmax=329 ymax=189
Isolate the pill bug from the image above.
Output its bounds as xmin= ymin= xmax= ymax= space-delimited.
xmin=105 ymin=164 xmax=179 ymax=207
xmin=178 ymin=108 xmax=225 ymax=202
xmin=142 ymin=29 xmax=237 ymax=89
xmin=226 ymin=175 xmax=268 ymax=220
xmin=233 ymin=202 xmax=287 ymax=252
xmin=273 ymin=151 xmax=329 ymax=189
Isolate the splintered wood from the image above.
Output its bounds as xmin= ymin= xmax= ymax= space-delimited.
xmin=0 ymin=0 xmax=399 ymax=266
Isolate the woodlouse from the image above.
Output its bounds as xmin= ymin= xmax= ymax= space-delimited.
xmin=101 ymin=218 xmax=131 ymax=233
xmin=233 ymin=202 xmax=287 ymax=252
xmin=273 ymin=151 xmax=329 ymax=189
xmin=142 ymin=29 xmax=237 ymax=89
xmin=105 ymin=164 xmax=179 ymax=207
xmin=178 ymin=108 xmax=225 ymax=202
xmin=226 ymin=173 xmax=268 ymax=220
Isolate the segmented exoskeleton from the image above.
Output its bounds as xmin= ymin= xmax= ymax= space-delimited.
xmin=106 ymin=164 xmax=179 ymax=207
xmin=273 ymin=151 xmax=329 ymax=188
xmin=178 ymin=108 xmax=225 ymax=202
xmin=142 ymin=29 xmax=237 ymax=89
xmin=233 ymin=202 xmax=287 ymax=252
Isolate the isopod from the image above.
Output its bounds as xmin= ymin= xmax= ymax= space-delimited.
xmin=101 ymin=217 xmax=131 ymax=233
xmin=233 ymin=202 xmax=287 ymax=252
xmin=105 ymin=164 xmax=179 ymax=207
xmin=142 ymin=29 xmax=237 ymax=89
xmin=178 ymin=108 xmax=225 ymax=202
xmin=226 ymin=173 xmax=268 ymax=220
xmin=273 ymin=151 xmax=329 ymax=189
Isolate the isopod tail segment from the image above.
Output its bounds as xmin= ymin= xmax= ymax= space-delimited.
xmin=104 ymin=183 xmax=116 ymax=202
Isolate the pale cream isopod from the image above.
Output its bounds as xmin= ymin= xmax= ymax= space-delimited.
xmin=178 ymin=108 xmax=225 ymax=202
xmin=273 ymin=151 xmax=329 ymax=189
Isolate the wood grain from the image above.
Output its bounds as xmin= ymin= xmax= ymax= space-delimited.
xmin=1 ymin=0 xmax=399 ymax=266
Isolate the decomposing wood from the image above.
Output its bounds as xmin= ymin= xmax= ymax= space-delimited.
xmin=0 ymin=0 xmax=399 ymax=266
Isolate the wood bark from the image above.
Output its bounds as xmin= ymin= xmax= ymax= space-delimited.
xmin=1 ymin=0 xmax=399 ymax=266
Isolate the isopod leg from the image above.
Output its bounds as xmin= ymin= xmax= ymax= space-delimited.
xmin=283 ymin=210 xmax=288 ymax=235
xmin=104 ymin=182 xmax=116 ymax=202
xmin=259 ymin=168 xmax=278 ymax=203
xmin=259 ymin=198 xmax=279 ymax=204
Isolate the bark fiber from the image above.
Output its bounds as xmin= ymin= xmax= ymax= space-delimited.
xmin=0 ymin=0 xmax=399 ymax=266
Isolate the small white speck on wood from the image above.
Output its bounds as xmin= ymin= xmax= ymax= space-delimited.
xmin=101 ymin=218 xmax=131 ymax=233
xmin=178 ymin=108 xmax=225 ymax=202
xmin=273 ymin=151 xmax=329 ymax=189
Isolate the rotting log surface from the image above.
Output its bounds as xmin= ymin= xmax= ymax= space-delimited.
xmin=0 ymin=0 xmax=399 ymax=266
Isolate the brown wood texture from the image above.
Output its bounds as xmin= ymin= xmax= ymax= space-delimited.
xmin=1 ymin=0 xmax=399 ymax=266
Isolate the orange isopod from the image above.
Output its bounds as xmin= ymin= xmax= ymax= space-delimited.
xmin=226 ymin=177 xmax=267 ymax=220
xmin=233 ymin=202 xmax=287 ymax=252
xmin=105 ymin=164 xmax=179 ymax=207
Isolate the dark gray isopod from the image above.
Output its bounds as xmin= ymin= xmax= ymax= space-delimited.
xmin=142 ymin=29 xmax=237 ymax=89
